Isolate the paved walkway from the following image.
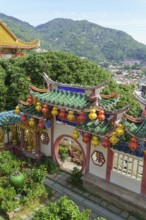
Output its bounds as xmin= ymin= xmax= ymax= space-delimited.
xmin=45 ymin=171 xmax=140 ymax=220
xmin=0 ymin=171 xmax=141 ymax=220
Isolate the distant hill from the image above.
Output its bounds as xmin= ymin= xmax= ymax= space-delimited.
xmin=0 ymin=13 xmax=146 ymax=63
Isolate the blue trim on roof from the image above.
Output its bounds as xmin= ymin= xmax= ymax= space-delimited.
xmin=58 ymin=86 xmax=85 ymax=94
xmin=114 ymin=141 xmax=144 ymax=158
xmin=56 ymin=117 xmax=77 ymax=127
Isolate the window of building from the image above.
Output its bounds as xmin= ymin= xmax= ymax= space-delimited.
xmin=113 ymin=150 xmax=143 ymax=180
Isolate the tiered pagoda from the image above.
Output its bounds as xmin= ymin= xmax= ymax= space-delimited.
xmin=0 ymin=20 xmax=39 ymax=58
xmin=0 ymin=74 xmax=146 ymax=217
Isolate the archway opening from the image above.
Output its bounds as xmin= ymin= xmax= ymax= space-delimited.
xmin=54 ymin=135 xmax=85 ymax=173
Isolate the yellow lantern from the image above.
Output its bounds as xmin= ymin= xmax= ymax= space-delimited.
xmin=109 ymin=132 xmax=119 ymax=145
xmin=88 ymin=108 xmax=97 ymax=120
xmin=35 ymin=102 xmax=42 ymax=112
xmin=117 ymin=124 xmax=124 ymax=129
xmin=15 ymin=106 xmax=21 ymax=114
xmin=115 ymin=126 xmax=125 ymax=137
xmin=29 ymin=118 xmax=35 ymax=127
xmin=51 ymin=106 xmax=59 ymax=116
xmin=72 ymin=129 xmax=80 ymax=139
xmin=67 ymin=111 xmax=75 ymax=121
xmin=91 ymin=136 xmax=100 ymax=147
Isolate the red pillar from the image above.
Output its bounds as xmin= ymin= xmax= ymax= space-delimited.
xmin=106 ymin=148 xmax=114 ymax=182
xmin=85 ymin=141 xmax=91 ymax=173
xmin=50 ymin=117 xmax=54 ymax=158
xmin=141 ymin=155 xmax=146 ymax=195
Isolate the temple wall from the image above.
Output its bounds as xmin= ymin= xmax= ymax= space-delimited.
xmin=53 ymin=119 xmax=88 ymax=173
xmin=110 ymin=170 xmax=141 ymax=193
xmin=89 ymin=144 xmax=107 ymax=179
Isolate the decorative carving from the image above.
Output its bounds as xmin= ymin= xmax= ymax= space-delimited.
xmin=40 ymin=132 xmax=50 ymax=145
xmin=91 ymin=150 xmax=105 ymax=167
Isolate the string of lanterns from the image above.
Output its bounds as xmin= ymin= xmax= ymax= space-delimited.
xmin=15 ymin=97 xmax=140 ymax=152
xmin=71 ymin=129 xmax=109 ymax=148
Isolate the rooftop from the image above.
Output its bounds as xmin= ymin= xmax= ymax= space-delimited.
xmin=0 ymin=20 xmax=39 ymax=50
xmin=0 ymin=110 xmax=22 ymax=126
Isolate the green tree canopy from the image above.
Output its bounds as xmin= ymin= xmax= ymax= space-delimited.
xmin=0 ymin=51 xmax=141 ymax=116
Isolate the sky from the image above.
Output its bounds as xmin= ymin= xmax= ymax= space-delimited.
xmin=1 ymin=0 xmax=146 ymax=45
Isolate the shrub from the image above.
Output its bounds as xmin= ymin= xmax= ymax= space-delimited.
xmin=33 ymin=196 xmax=91 ymax=220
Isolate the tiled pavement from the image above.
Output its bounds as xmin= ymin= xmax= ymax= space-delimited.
xmin=0 ymin=171 xmax=142 ymax=220
xmin=45 ymin=171 xmax=140 ymax=220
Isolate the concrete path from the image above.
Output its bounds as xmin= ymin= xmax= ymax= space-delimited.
xmin=45 ymin=171 xmax=140 ymax=220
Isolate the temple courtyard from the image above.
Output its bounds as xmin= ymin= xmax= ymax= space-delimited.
xmin=0 ymin=170 xmax=142 ymax=220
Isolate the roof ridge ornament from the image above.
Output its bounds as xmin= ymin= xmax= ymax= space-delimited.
xmin=43 ymin=73 xmax=109 ymax=90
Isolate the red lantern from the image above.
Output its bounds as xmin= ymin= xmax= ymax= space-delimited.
xmin=21 ymin=114 xmax=27 ymax=122
xmin=38 ymin=119 xmax=44 ymax=129
xmin=58 ymin=109 xmax=67 ymax=120
xmin=97 ymin=110 xmax=105 ymax=122
xmin=82 ymin=133 xmax=91 ymax=143
xmin=42 ymin=104 xmax=49 ymax=116
xmin=27 ymin=94 xmax=33 ymax=105
xmin=128 ymin=137 xmax=138 ymax=151
xmin=102 ymin=137 xmax=110 ymax=148
xmin=77 ymin=112 xmax=86 ymax=123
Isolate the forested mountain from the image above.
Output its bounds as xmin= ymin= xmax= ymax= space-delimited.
xmin=0 ymin=13 xmax=146 ymax=62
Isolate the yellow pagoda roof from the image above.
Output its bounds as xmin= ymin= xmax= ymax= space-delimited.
xmin=0 ymin=20 xmax=40 ymax=49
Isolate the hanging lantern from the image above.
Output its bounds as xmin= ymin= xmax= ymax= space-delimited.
xmin=115 ymin=124 xmax=125 ymax=137
xmin=77 ymin=112 xmax=86 ymax=124
xmin=97 ymin=109 xmax=105 ymax=122
xmin=35 ymin=102 xmax=42 ymax=112
xmin=72 ymin=129 xmax=80 ymax=139
xmin=27 ymin=94 xmax=33 ymax=105
xmin=67 ymin=111 xmax=75 ymax=121
xmin=58 ymin=109 xmax=67 ymax=120
xmin=15 ymin=106 xmax=21 ymax=114
xmin=21 ymin=114 xmax=27 ymax=122
xmin=91 ymin=136 xmax=100 ymax=147
xmin=51 ymin=106 xmax=59 ymax=116
xmin=128 ymin=137 xmax=138 ymax=151
xmin=82 ymin=133 xmax=91 ymax=143
xmin=38 ymin=119 xmax=44 ymax=129
xmin=88 ymin=108 xmax=97 ymax=120
xmin=29 ymin=118 xmax=35 ymax=127
xmin=42 ymin=104 xmax=49 ymax=116
xmin=102 ymin=136 xmax=110 ymax=148
xmin=109 ymin=132 xmax=119 ymax=145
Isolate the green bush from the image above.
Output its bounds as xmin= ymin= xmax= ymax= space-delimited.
xmin=33 ymin=196 xmax=91 ymax=220
xmin=40 ymin=157 xmax=59 ymax=174
xmin=0 ymin=151 xmax=21 ymax=176
xmin=68 ymin=167 xmax=83 ymax=187
xmin=59 ymin=145 xmax=69 ymax=162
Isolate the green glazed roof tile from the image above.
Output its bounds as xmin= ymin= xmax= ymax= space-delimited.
xmin=0 ymin=110 xmax=22 ymax=126
xmin=30 ymin=89 xmax=92 ymax=110
xmin=123 ymin=118 xmax=146 ymax=139
xmin=19 ymin=104 xmax=44 ymax=118
xmin=30 ymin=89 xmax=119 ymax=111
xmin=77 ymin=119 xmax=113 ymax=136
